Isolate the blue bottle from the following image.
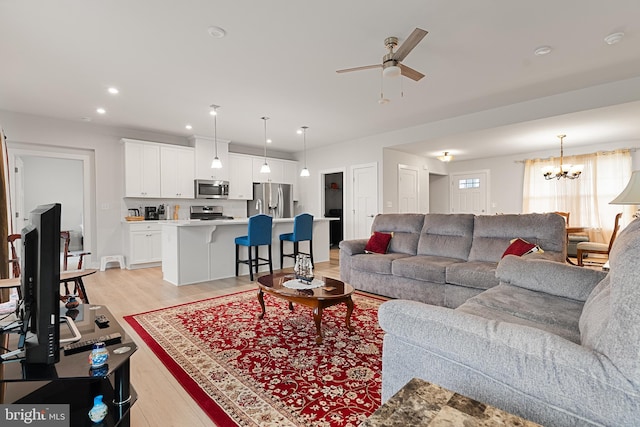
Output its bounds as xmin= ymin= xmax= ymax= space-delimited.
xmin=88 ymin=394 xmax=108 ymax=423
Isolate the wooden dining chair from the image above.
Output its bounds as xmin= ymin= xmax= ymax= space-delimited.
xmin=60 ymin=231 xmax=92 ymax=302
xmin=577 ymin=213 xmax=623 ymax=266
xmin=8 ymin=234 xmax=22 ymax=279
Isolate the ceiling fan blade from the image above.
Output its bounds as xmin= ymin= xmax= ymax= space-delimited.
xmin=336 ymin=64 xmax=381 ymax=74
xmin=399 ymin=64 xmax=425 ymax=81
xmin=393 ymin=28 xmax=428 ymax=61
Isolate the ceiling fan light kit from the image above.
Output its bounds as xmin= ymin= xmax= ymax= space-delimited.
xmin=336 ymin=28 xmax=428 ymax=82
xmin=542 ymin=134 xmax=583 ymax=180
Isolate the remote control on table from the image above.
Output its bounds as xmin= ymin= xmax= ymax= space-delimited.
xmin=63 ymin=332 xmax=122 ymax=355
xmin=95 ymin=314 xmax=110 ymax=328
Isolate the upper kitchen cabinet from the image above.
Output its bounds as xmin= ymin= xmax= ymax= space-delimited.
xmin=192 ymin=136 xmax=230 ymax=181
xmin=228 ymin=154 xmax=253 ymax=200
xmin=283 ymin=160 xmax=299 ymax=201
xmin=252 ymin=157 xmax=285 ymax=184
xmin=160 ymin=145 xmax=195 ymax=198
xmin=123 ymin=139 xmax=161 ymax=198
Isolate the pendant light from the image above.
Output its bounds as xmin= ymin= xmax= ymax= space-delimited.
xmin=299 ymin=126 xmax=310 ymax=177
xmin=260 ymin=116 xmax=271 ymax=174
xmin=210 ymin=104 xmax=222 ymax=169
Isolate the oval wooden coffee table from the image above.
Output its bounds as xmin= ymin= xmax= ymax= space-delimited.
xmin=256 ymin=272 xmax=355 ymax=344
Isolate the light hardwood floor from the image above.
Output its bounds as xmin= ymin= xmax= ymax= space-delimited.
xmin=85 ymin=252 xmax=341 ymax=427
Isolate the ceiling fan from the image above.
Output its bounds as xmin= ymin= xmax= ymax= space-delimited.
xmin=336 ymin=28 xmax=428 ymax=81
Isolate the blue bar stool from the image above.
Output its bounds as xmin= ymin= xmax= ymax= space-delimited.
xmin=279 ymin=213 xmax=314 ymax=269
xmin=235 ymin=214 xmax=273 ymax=281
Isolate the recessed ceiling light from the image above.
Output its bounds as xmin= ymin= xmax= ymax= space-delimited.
xmin=108 ymin=87 xmax=119 ymax=95
xmin=534 ymin=46 xmax=552 ymax=56
xmin=296 ymin=129 xmax=303 ymax=135
xmin=207 ymin=26 xmax=226 ymax=38
xmin=185 ymin=124 xmax=193 ymax=130
xmin=267 ymin=139 xmax=272 ymax=144
xmin=604 ymin=32 xmax=624 ymax=45
xmin=96 ymin=108 xmax=106 ymax=114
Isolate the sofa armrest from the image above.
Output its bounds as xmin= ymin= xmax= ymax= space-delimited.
xmin=496 ymin=255 xmax=606 ymax=301
xmin=338 ymin=239 xmax=368 ymax=256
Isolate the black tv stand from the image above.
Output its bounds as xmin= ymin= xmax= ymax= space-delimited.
xmin=0 ymin=305 xmax=137 ymax=427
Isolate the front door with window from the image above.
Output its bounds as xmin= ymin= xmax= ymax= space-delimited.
xmin=450 ymin=171 xmax=489 ymax=214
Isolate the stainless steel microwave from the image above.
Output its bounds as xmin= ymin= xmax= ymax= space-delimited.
xmin=194 ymin=179 xmax=229 ymax=199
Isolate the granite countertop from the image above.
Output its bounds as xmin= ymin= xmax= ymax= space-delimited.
xmin=361 ymin=378 xmax=542 ymax=427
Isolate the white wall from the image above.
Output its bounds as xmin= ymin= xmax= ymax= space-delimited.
xmin=447 ymin=140 xmax=640 ymax=214
xmin=3 ymin=76 xmax=640 ymax=260
xmin=1 ymin=110 xmax=189 ymax=267
xmin=382 ymin=148 xmax=430 ymax=214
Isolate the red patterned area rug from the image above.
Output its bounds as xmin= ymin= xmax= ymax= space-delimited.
xmin=124 ymin=289 xmax=386 ymax=427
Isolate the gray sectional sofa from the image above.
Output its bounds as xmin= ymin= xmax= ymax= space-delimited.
xmin=340 ymin=212 xmax=566 ymax=308
xmin=378 ymin=218 xmax=640 ymax=426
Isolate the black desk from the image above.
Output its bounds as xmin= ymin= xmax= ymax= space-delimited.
xmin=0 ymin=305 xmax=137 ymax=427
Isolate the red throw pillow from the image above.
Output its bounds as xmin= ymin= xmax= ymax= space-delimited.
xmin=365 ymin=232 xmax=392 ymax=254
xmin=502 ymin=238 xmax=538 ymax=258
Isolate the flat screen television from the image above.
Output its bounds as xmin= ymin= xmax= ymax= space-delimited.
xmin=19 ymin=203 xmax=62 ymax=365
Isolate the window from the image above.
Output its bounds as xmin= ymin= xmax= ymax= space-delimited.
xmin=523 ymin=149 xmax=633 ymax=243
xmin=458 ymin=178 xmax=480 ymax=189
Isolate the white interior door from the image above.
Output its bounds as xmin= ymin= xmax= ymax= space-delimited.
xmin=450 ymin=170 xmax=490 ymax=214
xmin=398 ymin=164 xmax=419 ymax=213
xmin=351 ymin=163 xmax=378 ymax=239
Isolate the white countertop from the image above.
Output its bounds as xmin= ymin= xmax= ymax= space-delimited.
xmin=125 ymin=217 xmax=335 ymax=227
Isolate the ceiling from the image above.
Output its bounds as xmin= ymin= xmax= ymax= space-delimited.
xmin=1 ymin=0 xmax=640 ymax=161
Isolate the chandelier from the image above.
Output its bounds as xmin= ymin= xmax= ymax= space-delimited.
xmin=542 ymin=135 xmax=583 ymax=180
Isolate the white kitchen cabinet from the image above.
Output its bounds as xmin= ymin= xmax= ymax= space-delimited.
xmin=123 ymin=139 xmax=161 ymax=198
xmin=193 ymin=137 xmax=229 ymax=181
xmin=283 ymin=160 xmax=299 ymax=201
xmin=252 ymin=157 xmax=285 ymax=183
xmin=123 ymin=222 xmax=162 ymax=268
xmin=228 ymin=154 xmax=253 ymax=200
xmin=160 ymin=145 xmax=194 ymax=198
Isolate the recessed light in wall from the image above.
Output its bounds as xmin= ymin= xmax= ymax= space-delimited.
xmin=108 ymin=87 xmax=119 ymax=95
xmin=207 ymin=26 xmax=226 ymax=38
xmin=96 ymin=108 xmax=106 ymax=114
xmin=534 ymin=46 xmax=552 ymax=56
xmin=604 ymin=32 xmax=624 ymax=45
xmin=185 ymin=124 xmax=193 ymax=130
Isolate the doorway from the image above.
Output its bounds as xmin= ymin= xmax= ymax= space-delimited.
xmin=323 ymin=172 xmax=344 ymax=248
xmin=450 ymin=170 xmax=490 ymax=214
xmin=8 ymin=145 xmax=93 ymax=260
xmin=351 ymin=162 xmax=378 ymax=239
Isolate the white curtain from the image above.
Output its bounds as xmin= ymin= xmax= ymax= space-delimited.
xmin=523 ymin=149 xmax=633 ymax=243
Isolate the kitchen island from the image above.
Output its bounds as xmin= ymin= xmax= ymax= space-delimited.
xmin=161 ymin=218 xmax=332 ymax=286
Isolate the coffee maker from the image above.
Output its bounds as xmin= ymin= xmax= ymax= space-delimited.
xmin=144 ymin=206 xmax=158 ymax=220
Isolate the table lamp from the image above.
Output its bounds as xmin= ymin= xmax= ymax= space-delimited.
xmin=610 ymin=170 xmax=640 ymax=218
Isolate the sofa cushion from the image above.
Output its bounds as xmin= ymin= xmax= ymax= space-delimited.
xmin=445 ymin=261 xmax=500 ymax=290
xmin=392 ymin=255 xmax=464 ymax=284
xmin=579 ymin=218 xmax=640 ymax=386
xmin=417 ymin=214 xmax=474 ymax=259
xmin=468 ymin=213 xmax=566 ymax=263
xmin=458 ymin=284 xmax=584 ymax=343
xmin=365 ymin=232 xmax=392 ymax=254
xmin=350 ymin=252 xmax=411 ymax=275
xmin=371 ymin=213 xmax=425 ymax=255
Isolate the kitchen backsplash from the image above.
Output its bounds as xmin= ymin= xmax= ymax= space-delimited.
xmin=122 ymin=198 xmax=248 ymax=220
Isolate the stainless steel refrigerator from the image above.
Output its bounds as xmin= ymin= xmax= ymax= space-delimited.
xmin=247 ymin=182 xmax=293 ymax=218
